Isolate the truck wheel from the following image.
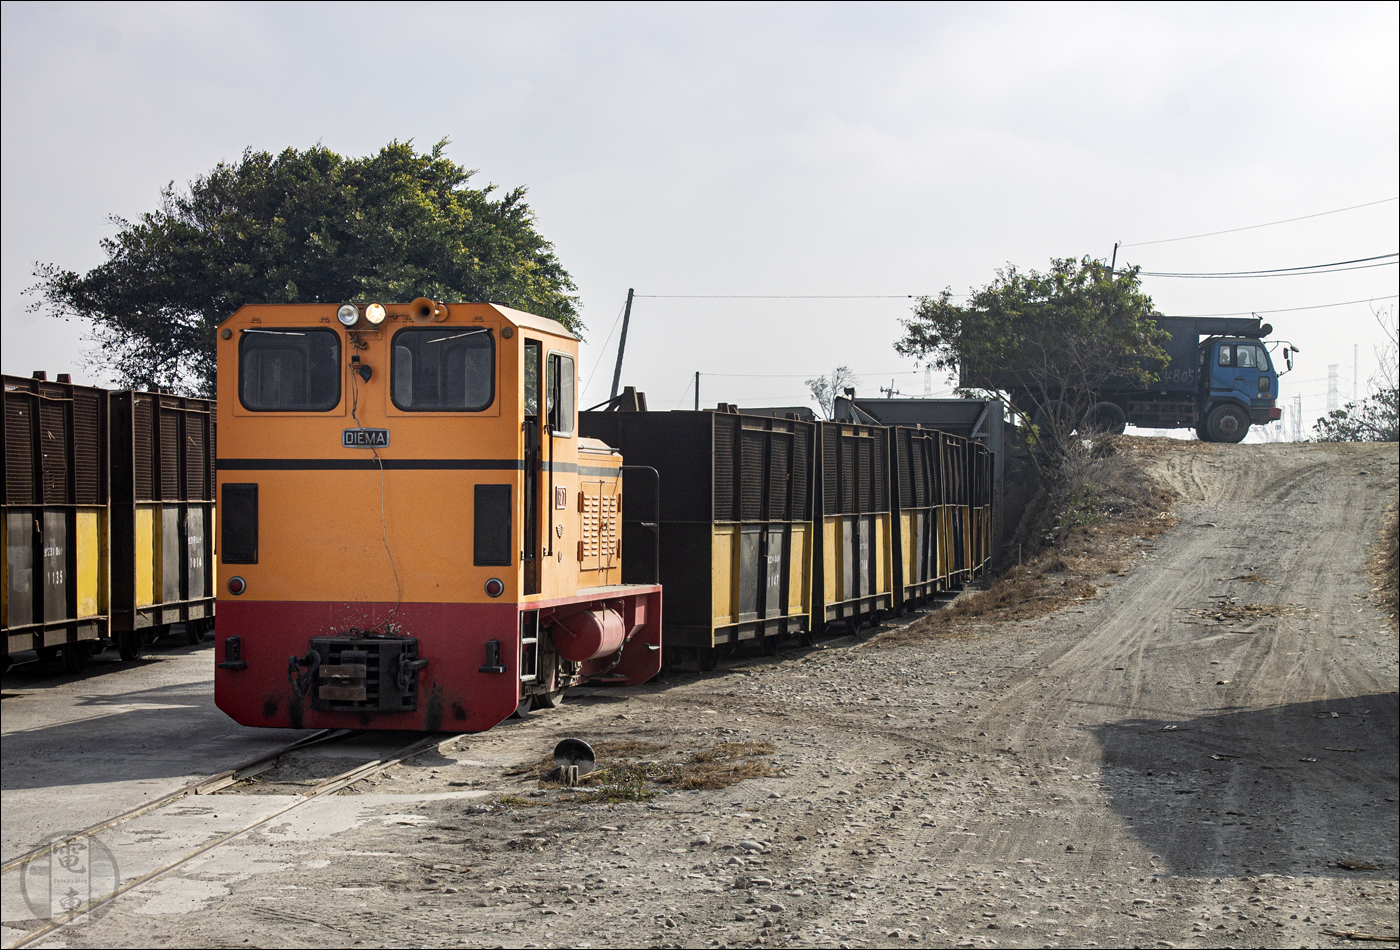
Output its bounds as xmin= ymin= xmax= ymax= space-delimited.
xmin=1081 ymin=401 xmax=1127 ymax=435
xmin=1206 ymin=404 xmax=1250 ymax=443
xmin=1031 ymin=401 xmax=1070 ymax=437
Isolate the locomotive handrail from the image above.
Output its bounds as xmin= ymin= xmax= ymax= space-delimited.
xmin=621 ymin=465 xmax=661 ymax=584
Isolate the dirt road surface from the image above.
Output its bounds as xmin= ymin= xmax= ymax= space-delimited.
xmin=3 ymin=440 xmax=1396 ymax=949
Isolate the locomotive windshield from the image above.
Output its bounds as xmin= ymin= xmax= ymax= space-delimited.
xmin=239 ymin=328 xmax=341 ymax=411
xmin=392 ymin=327 xmax=495 ymax=411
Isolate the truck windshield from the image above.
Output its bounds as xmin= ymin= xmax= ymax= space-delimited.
xmin=239 ymin=329 xmax=341 ymax=411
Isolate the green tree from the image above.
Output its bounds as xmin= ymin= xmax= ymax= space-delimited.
xmin=895 ymin=257 xmax=1168 ymax=450
xmin=29 ymin=140 xmax=581 ymax=396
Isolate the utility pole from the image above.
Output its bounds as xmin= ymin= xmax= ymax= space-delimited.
xmin=609 ymin=288 xmax=635 ymax=401
xmin=1109 ymin=242 xmax=1119 ymax=274
xmin=694 ymin=371 xmax=699 ymax=411
xmin=1354 ymin=344 xmax=1359 ymax=402
xmin=1293 ymin=394 xmax=1302 ymax=441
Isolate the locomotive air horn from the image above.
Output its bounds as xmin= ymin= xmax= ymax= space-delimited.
xmin=409 ymin=297 xmax=449 ymax=324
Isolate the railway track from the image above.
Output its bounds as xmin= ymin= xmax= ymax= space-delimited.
xmin=3 ymin=730 xmax=463 ymax=949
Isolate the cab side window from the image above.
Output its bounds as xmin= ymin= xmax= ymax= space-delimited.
xmin=547 ymin=353 xmax=575 ymax=436
xmin=1236 ymin=346 xmax=1256 ymax=368
xmin=1218 ymin=346 xmax=1233 ymax=367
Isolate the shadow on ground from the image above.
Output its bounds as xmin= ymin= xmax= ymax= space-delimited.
xmin=1091 ymin=691 xmax=1399 ymax=879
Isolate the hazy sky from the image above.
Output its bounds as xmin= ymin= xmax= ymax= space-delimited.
xmin=3 ymin=2 xmax=1397 ymax=436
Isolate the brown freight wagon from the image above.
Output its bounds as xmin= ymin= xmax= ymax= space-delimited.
xmin=812 ymin=421 xmax=895 ymax=631
xmin=2 ymin=374 xmax=217 ymax=671
xmin=108 ymin=390 xmax=217 ymax=659
xmin=580 ymin=407 xmax=816 ymax=669
xmin=2 ymin=373 xmax=110 ymax=672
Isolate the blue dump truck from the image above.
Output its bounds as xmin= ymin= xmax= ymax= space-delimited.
xmin=961 ymin=316 xmax=1286 ymax=443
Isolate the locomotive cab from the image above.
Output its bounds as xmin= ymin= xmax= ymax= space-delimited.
xmin=213 ymin=300 xmax=662 ymax=732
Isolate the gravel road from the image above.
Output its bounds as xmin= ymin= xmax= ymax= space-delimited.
xmin=7 ymin=440 xmax=1397 ymax=949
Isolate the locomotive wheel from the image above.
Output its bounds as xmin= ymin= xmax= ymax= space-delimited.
xmin=117 ymin=631 xmax=142 ymax=662
xmin=533 ymin=687 xmax=566 ymax=710
xmin=659 ymin=646 xmax=682 ymax=678
xmin=62 ymin=645 xmax=88 ymax=674
xmin=511 ymin=694 xmax=533 ymax=719
xmin=696 ymin=646 xmax=719 ymax=672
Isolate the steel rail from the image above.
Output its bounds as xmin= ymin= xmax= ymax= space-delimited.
xmin=5 ymin=731 xmax=459 ymax=950
xmin=0 ymin=728 xmax=352 ymax=876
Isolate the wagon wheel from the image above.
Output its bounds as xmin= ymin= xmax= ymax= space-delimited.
xmin=759 ymin=633 xmax=778 ymax=657
xmin=186 ymin=620 xmax=208 ymax=645
xmin=797 ymin=628 xmax=814 ymax=648
xmin=117 ymin=631 xmax=142 ymax=662
xmin=62 ymin=644 xmax=88 ymax=674
xmin=36 ymin=646 xmax=60 ymax=663
xmin=695 ymin=646 xmax=719 ymax=672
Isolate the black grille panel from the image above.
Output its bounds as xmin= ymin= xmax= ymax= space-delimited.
xmin=72 ymin=390 xmax=101 ymax=504
xmin=134 ymin=397 xmax=153 ymax=500
xmin=186 ymin=415 xmax=208 ymax=502
xmin=767 ymin=434 xmax=790 ymax=522
xmin=159 ymin=409 xmax=180 ymax=500
xmin=473 ymin=484 xmax=512 ymax=566
xmin=39 ymin=401 xmax=69 ymax=503
xmin=4 ymin=394 xmax=34 ymax=505
xmin=712 ymin=415 xmax=736 ymax=521
xmin=791 ymin=427 xmax=810 ymax=520
xmin=739 ymin=429 xmax=765 ymax=522
xmin=222 ymin=482 xmax=258 ymax=564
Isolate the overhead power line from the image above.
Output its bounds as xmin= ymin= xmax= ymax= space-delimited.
xmin=1122 ymin=196 xmax=1399 ymax=248
xmin=1166 ymin=294 xmax=1399 ymax=318
xmin=634 ymin=294 xmax=918 ymax=299
xmin=1140 ymin=253 xmax=1397 ymax=279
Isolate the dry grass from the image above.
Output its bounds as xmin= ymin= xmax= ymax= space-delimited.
xmin=1372 ymin=497 xmax=1399 ymax=621
xmin=670 ymin=741 xmax=781 ymax=790
xmin=879 ymin=435 xmax=1179 ymax=645
xmin=521 ymin=739 xmax=782 ymax=800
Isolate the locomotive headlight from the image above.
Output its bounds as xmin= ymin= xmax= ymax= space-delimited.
xmin=337 ymin=304 xmax=360 ymax=327
xmin=365 ymin=303 xmax=387 ymax=325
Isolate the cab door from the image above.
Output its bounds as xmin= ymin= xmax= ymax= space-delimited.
xmin=1210 ymin=342 xmax=1261 ymax=401
xmin=523 ymin=340 xmax=543 ymax=595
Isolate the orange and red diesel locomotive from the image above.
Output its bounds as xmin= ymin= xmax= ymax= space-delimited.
xmin=209 ymin=300 xmax=993 ymax=733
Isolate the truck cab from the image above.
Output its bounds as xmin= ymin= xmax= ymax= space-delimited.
xmin=1199 ymin=336 xmax=1282 ymax=442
